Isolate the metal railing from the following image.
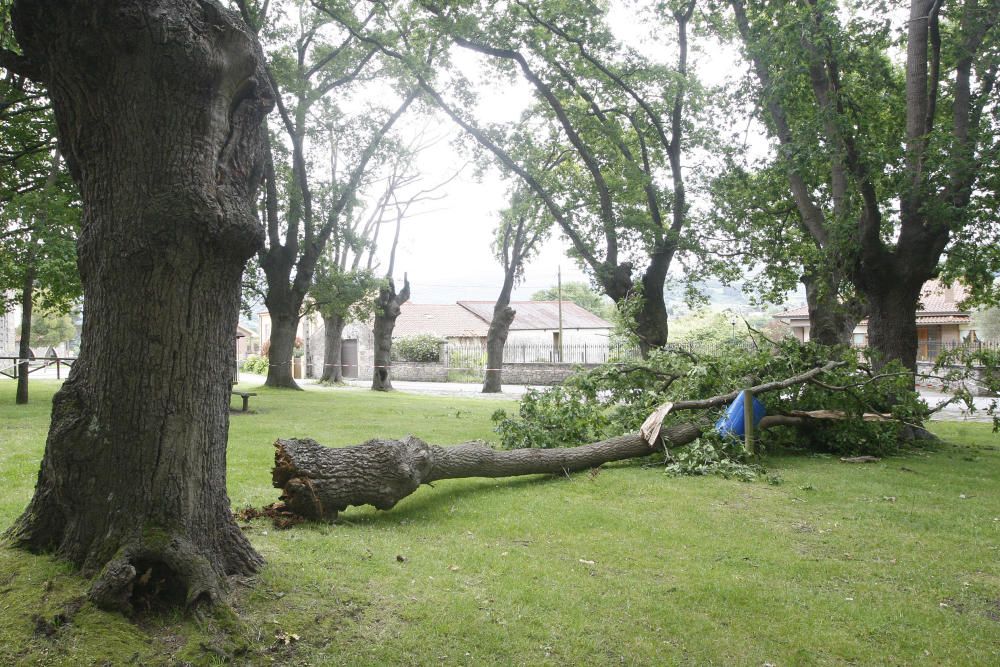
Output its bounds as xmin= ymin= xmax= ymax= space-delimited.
xmin=916 ymin=339 xmax=999 ymax=362
xmin=0 ymin=356 xmax=77 ymax=380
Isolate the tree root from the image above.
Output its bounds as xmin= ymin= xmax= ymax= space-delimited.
xmin=88 ymin=534 xmax=225 ymax=615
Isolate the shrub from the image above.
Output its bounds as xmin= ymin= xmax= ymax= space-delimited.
xmin=393 ymin=335 xmax=444 ymax=362
xmin=242 ymin=354 xmax=269 ymax=375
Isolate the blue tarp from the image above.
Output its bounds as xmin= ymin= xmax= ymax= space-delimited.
xmin=715 ymin=390 xmax=766 ymax=437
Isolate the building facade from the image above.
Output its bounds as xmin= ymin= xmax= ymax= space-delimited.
xmin=775 ymin=281 xmax=980 ymax=360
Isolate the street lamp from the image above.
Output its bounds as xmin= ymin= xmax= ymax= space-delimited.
xmin=730 ymin=316 xmax=737 ymax=340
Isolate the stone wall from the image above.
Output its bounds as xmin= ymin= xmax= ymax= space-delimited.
xmin=372 ymin=361 xmax=599 ymax=386
xmin=389 ymin=361 xmax=450 ymax=382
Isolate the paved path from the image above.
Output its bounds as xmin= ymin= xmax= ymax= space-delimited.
xmin=919 ymin=388 xmax=996 ymax=423
xmin=12 ymin=370 xmax=994 ymax=419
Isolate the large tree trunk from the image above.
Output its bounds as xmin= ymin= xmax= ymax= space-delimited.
xmin=635 ymin=252 xmax=671 ymax=356
xmin=802 ymin=270 xmax=865 ymax=346
xmin=6 ymin=0 xmax=272 ymax=613
xmin=273 ymin=425 xmax=703 ymax=521
xmin=319 ymin=313 xmax=345 ymax=384
xmin=264 ymin=304 xmax=301 ymax=389
xmin=482 ymin=303 xmax=515 ymax=393
xmin=865 ymin=279 xmax=923 ymax=377
xmin=372 ymin=276 xmax=409 ymax=391
xmin=15 ymin=262 xmax=34 ymax=405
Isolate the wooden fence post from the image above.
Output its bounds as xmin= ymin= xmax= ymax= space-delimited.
xmin=743 ymin=389 xmax=754 ymax=455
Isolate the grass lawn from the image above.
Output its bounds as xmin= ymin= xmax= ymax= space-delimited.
xmin=1 ymin=380 xmax=998 ymax=665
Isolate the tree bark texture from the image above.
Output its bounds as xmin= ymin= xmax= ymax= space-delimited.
xmin=319 ymin=313 xmax=345 ymax=383
xmin=264 ymin=305 xmax=301 ymax=389
xmin=6 ymin=0 xmax=273 ymax=612
xmin=482 ymin=303 xmax=515 ymax=393
xmin=273 ymin=424 xmax=703 ymax=521
xmin=636 ymin=252 xmax=672 ymax=356
xmin=15 ymin=262 xmax=34 ymax=405
xmin=802 ymin=270 xmax=865 ymax=347
xmin=865 ymin=280 xmax=922 ymax=375
xmin=372 ymin=276 xmax=409 ymax=391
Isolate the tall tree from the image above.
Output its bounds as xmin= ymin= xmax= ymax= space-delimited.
xmin=237 ymin=0 xmax=418 ymax=389
xmin=1 ymin=18 xmax=81 ymax=404
xmin=0 ymin=153 xmax=80 ymax=404
xmin=728 ymin=0 xmax=1000 ymax=374
xmin=483 ymin=187 xmax=549 ymax=393
xmin=1 ymin=0 xmax=273 ymax=611
xmin=309 ymin=131 xmax=454 ymax=384
xmin=323 ymin=0 xmax=709 ymax=356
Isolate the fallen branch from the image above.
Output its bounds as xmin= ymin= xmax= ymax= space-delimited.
xmin=271 ymin=361 xmax=848 ymax=522
xmin=273 ymin=424 xmax=704 ymax=521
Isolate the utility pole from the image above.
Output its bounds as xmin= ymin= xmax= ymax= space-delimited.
xmin=557 ymin=266 xmax=564 ymax=363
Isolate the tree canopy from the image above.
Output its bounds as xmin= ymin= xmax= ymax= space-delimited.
xmin=317 ymin=0 xmax=720 ymax=354
xmin=722 ymin=0 xmax=1000 ymax=371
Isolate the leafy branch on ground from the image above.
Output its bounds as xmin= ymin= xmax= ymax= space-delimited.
xmin=492 ymin=339 xmax=931 ymax=479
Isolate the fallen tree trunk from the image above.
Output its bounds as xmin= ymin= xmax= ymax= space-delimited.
xmin=271 ymin=360 xmax=849 ymax=521
xmin=273 ymin=423 xmax=704 ymax=521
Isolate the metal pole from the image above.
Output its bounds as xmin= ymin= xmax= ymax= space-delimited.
xmin=557 ymin=266 xmax=564 ymax=363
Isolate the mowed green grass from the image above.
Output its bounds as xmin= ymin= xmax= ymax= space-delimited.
xmin=1 ymin=380 xmax=998 ymax=665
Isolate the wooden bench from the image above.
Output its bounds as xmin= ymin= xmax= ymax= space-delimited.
xmin=231 ymin=391 xmax=257 ymax=412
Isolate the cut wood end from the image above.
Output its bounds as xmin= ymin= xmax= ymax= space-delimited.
xmin=271 ymin=440 xmax=296 ymax=488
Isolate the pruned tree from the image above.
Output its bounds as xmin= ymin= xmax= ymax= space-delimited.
xmin=371 ymin=275 xmax=410 ymax=391
xmin=727 ymin=0 xmax=1000 ymax=374
xmin=363 ymin=132 xmax=464 ymax=391
xmin=369 ymin=176 xmax=412 ymax=392
xmin=1 ymin=0 xmax=273 ymax=612
xmin=483 ymin=186 xmax=550 ymax=393
xmin=236 ymin=0 xmax=419 ymax=389
xmin=321 ymin=0 xmax=711 ymax=356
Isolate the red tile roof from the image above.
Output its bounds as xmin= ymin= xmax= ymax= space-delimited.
xmin=919 ymin=280 xmax=969 ymax=314
xmin=914 ymin=315 xmax=971 ymax=325
xmin=392 ymin=300 xmax=613 ymax=338
xmin=393 ymin=303 xmax=489 ymax=338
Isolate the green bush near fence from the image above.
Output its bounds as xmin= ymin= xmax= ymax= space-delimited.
xmin=393 ymin=334 xmax=444 ymax=362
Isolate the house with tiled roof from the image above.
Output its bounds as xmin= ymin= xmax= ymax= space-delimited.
xmin=775 ymin=280 xmax=978 ymax=360
xmin=392 ymin=303 xmax=490 ymax=342
xmin=394 ymin=300 xmax=613 ymax=348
